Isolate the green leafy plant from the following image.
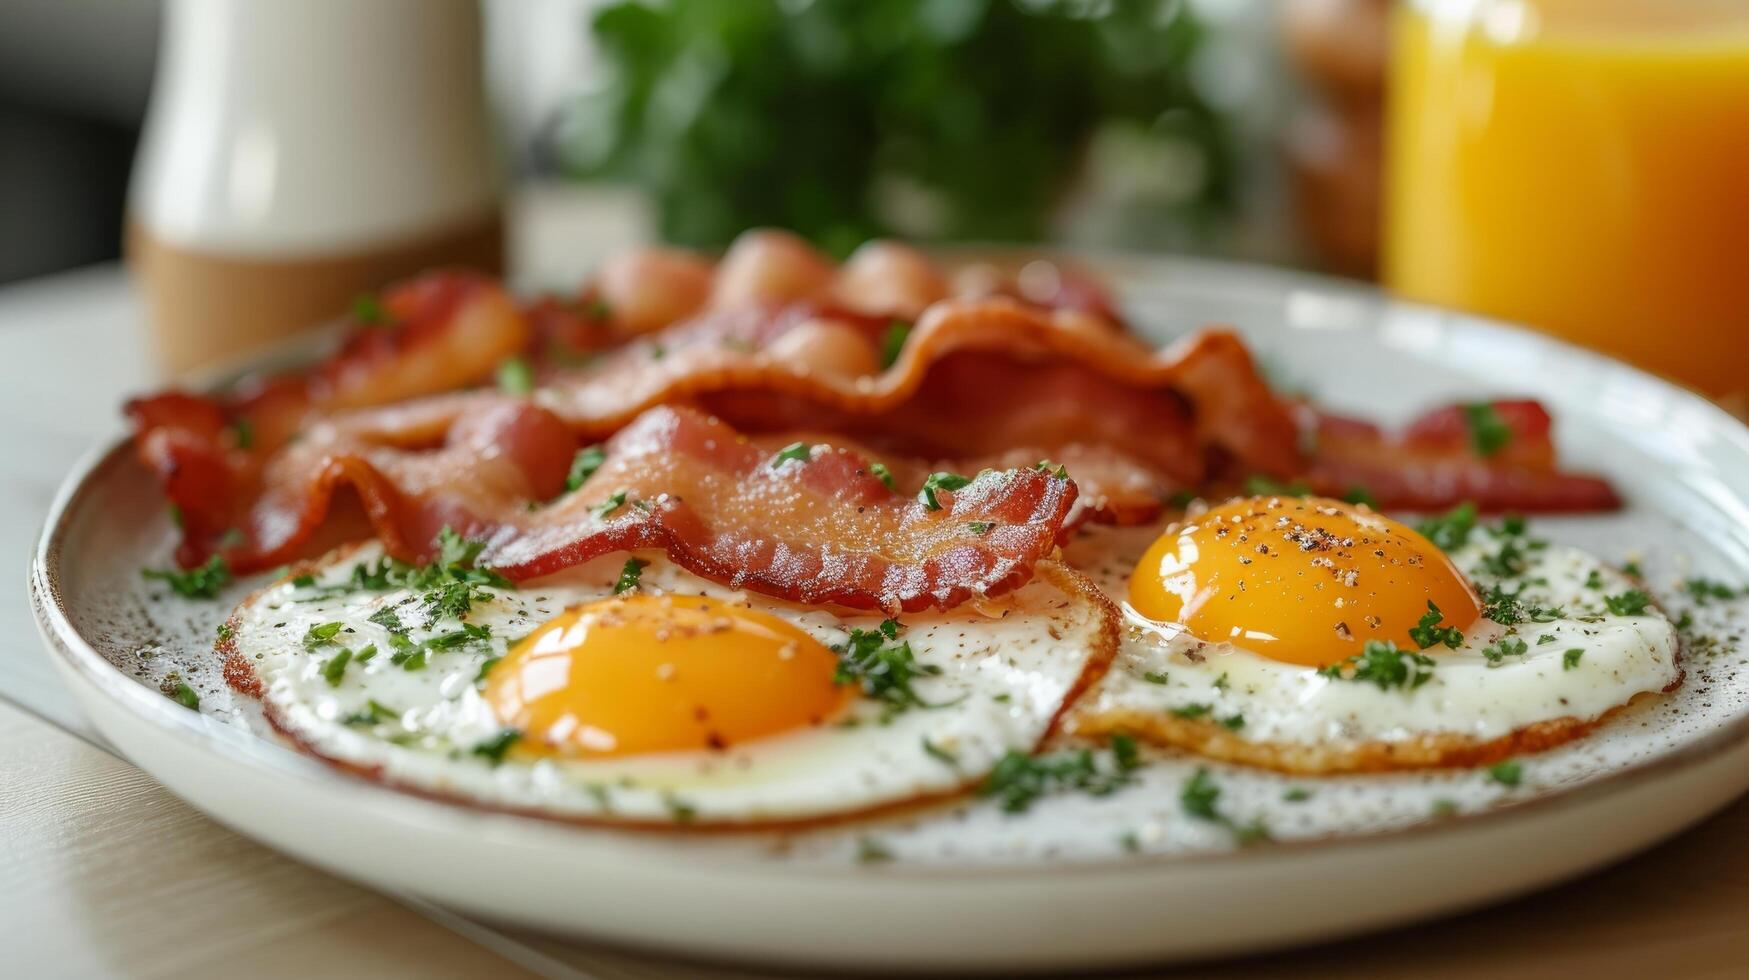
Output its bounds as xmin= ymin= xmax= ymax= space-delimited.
xmin=562 ymin=0 xmax=1233 ymax=253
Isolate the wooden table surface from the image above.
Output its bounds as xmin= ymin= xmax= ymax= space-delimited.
xmin=5 ymin=203 xmax=1748 ymax=978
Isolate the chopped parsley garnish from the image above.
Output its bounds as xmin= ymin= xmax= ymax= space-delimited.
xmin=1032 ymin=460 xmax=1070 ymax=480
xmin=215 ymin=622 xmax=235 ymax=642
xmin=592 ymin=489 xmax=629 ymax=519
xmin=1220 ymin=713 xmax=1246 ymax=731
xmin=1141 ymin=671 xmax=1170 ymax=685
xmin=1170 ymin=703 xmax=1212 ymax=719
xmin=565 ymin=445 xmax=606 ymax=492
xmin=303 ymin=621 xmax=345 ymax=651
xmin=422 ymin=622 xmax=493 ymax=652
xmin=342 ymin=699 xmax=398 ymax=727
xmin=918 ymin=471 xmax=972 ymax=510
xmin=1480 ymin=582 xmax=1563 ymax=626
xmin=1283 ymin=787 xmax=1312 ymax=802
xmin=965 ymin=521 xmax=994 ymax=535
xmin=1562 ymin=648 xmax=1585 ymax=670
xmin=141 ymin=555 xmax=231 ymax=599
xmin=1462 ymin=402 xmax=1513 ymax=457
xmin=496 ymin=357 xmax=534 ymax=394
xmin=978 ymin=735 xmax=1141 ymax=814
xmin=1180 ymin=768 xmax=1270 ymax=845
xmin=586 ymin=297 xmax=612 ymax=320
xmin=368 ymin=605 xmax=403 ymax=631
xmin=1243 ymin=475 xmax=1312 ymax=498
xmin=1621 ymin=560 xmax=1643 ymax=578
xmin=1602 ymin=589 xmax=1653 ymax=616
xmin=1342 ymin=485 xmax=1378 ymax=507
xmin=471 ymin=728 xmax=521 ymax=766
xmin=351 ymin=293 xmax=389 ymax=324
xmin=170 ymin=682 xmax=200 ymax=710
xmin=229 ymin=417 xmax=254 ymax=450
xmin=1683 ymin=578 xmax=1740 ymax=604
xmin=1583 ymin=569 xmax=1604 ymax=590
xmin=354 ymin=644 xmax=377 ymax=663
xmin=771 ymin=441 xmax=812 ymax=468
xmin=1487 ymin=759 xmax=1523 ymax=787
xmin=921 ymin=736 xmax=958 ymax=767
xmin=475 ymin=655 xmax=503 ymax=684
xmin=1478 ymin=538 xmax=1529 ymax=578
xmin=1416 ymin=502 xmax=1478 ymax=552
xmin=321 ymin=648 xmax=353 ymax=687
xmin=1409 ymin=601 xmax=1465 ymax=650
xmin=868 ymin=462 xmax=895 ymax=490
xmin=1213 ymin=672 xmax=1229 ymax=691
xmin=879 ymin=320 xmax=911 ymax=369
xmin=397 ymin=648 xmax=427 ymax=671
xmin=832 ymin=619 xmax=944 ymax=718
xmin=857 ymin=837 xmax=895 ymax=863
xmin=663 ymin=793 xmax=696 ymax=823
xmin=1318 ymin=640 xmax=1435 ymax=690
xmin=1537 ymin=633 xmax=1558 ymax=645
xmin=1481 ymin=636 xmax=1528 ymax=665
xmin=1431 ymin=798 xmax=1460 ymax=818
xmin=613 ymin=557 xmax=648 ymax=594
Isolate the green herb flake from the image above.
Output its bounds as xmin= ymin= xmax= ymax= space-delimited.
xmin=303 ymin=621 xmax=345 ymax=651
xmin=141 ymin=555 xmax=231 ymax=600
xmin=1487 ymin=759 xmax=1523 ymax=787
xmin=592 ymin=489 xmax=630 ymax=519
xmin=1141 ymin=671 xmax=1170 ymax=685
xmin=1416 ymin=502 xmax=1478 ymax=552
xmin=1481 ymin=636 xmax=1528 ymax=665
xmin=1462 ymin=402 xmax=1513 ymax=457
xmin=868 ymin=462 xmax=895 ymax=490
xmin=1180 ymin=768 xmax=1270 ymax=845
xmin=170 ymin=682 xmax=200 ymax=710
xmin=918 ymin=471 xmax=972 ymax=510
xmin=921 ymin=737 xmax=958 ymax=767
xmin=565 ymin=445 xmax=606 ymax=492
xmin=1602 ymin=589 xmax=1653 ymax=616
xmin=321 ymin=648 xmax=353 ymax=687
xmin=1319 ymin=640 xmax=1436 ymax=690
xmin=1683 ymin=578 xmax=1741 ymax=605
xmin=833 ymin=619 xmax=945 ymax=719
xmin=879 ymin=320 xmax=911 ymax=369
xmin=471 ymin=728 xmax=521 ymax=766
xmin=1562 ymin=647 xmax=1585 ymax=670
xmin=771 ymin=441 xmax=813 ymax=468
xmin=351 ymin=293 xmax=388 ymax=324
xmin=856 ymin=837 xmax=894 ymax=863
xmin=1283 ymin=787 xmax=1312 ymax=803
xmin=978 ymin=739 xmax=1141 ymax=814
xmin=614 ymin=557 xmax=649 ymax=595
xmin=1409 ymin=601 xmax=1466 ymax=650
xmin=226 ymin=416 xmax=254 ymax=450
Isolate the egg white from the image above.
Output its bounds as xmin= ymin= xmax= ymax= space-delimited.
xmin=1064 ymin=523 xmax=1680 ymax=754
xmin=227 ymin=542 xmax=1112 ymax=825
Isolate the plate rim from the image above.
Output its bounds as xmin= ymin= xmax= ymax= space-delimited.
xmin=29 ymin=253 xmax=1749 ymax=880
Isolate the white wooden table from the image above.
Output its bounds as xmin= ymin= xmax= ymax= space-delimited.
xmin=6 ymin=213 xmax=1749 ymax=978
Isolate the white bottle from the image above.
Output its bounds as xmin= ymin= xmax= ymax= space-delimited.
xmin=129 ymin=0 xmax=503 ymax=375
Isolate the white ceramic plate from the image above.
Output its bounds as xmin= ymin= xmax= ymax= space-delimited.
xmin=30 ymin=256 xmax=1749 ymax=972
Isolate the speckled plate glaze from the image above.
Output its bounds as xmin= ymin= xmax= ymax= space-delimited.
xmin=31 ymin=256 xmax=1749 ymax=972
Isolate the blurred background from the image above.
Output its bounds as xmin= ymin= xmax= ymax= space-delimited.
xmin=1 ymin=0 xmax=1743 ymax=406
xmin=0 ymin=0 xmax=1369 ymax=283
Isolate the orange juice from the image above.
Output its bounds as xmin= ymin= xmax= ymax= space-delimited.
xmin=1385 ymin=0 xmax=1749 ymax=400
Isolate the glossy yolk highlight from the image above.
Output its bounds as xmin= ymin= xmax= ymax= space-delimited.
xmin=1128 ymin=496 xmax=1481 ymax=668
xmin=484 ymin=594 xmax=850 ymax=757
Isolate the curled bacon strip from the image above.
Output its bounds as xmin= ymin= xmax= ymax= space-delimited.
xmin=1305 ymin=400 xmax=1621 ymax=512
xmin=153 ymin=398 xmax=1076 ymax=612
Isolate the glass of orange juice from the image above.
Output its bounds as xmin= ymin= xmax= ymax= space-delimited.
xmin=1384 ymin=0 xmax=1749 ymax=405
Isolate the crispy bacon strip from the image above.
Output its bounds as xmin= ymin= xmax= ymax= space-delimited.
xmin=165 ymin=401 xmax=1077 ymax=612
xmin=1305 ymin=400 xmax=1620 ymax=512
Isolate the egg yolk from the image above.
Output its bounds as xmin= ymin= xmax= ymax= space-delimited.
xmin=484 ymin=594 xmax=851 ymax=757
xmin=1128 ymin=496 xmax=1481 ymax=668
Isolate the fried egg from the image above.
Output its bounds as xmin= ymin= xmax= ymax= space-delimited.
xmin=223 ymin=543 xmax=1114 ymax=826
xmin=1065 ymin=496 xmax=1681 ymax=773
